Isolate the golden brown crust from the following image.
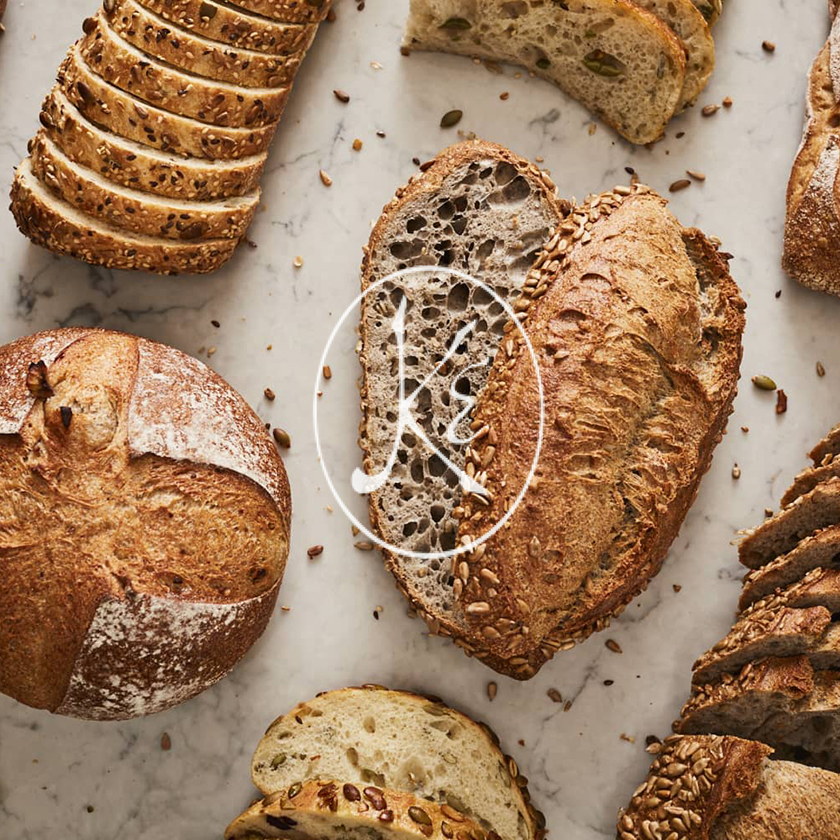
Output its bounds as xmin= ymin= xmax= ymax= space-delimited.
xmin=456 ymin=187 xmax=745 ymax=677
xmin=226 ymin=781 xmax=493 ymax=840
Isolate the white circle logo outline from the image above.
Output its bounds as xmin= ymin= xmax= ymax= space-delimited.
xmin=313 ymin=266 xmax=544 ymax=561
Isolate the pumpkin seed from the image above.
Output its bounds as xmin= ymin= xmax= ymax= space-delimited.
xmin=440 ymin=17 xmax=471 ymax=30
xmin=582 ymin=50 xmax=624 ymax=77
xmin=536 ymin=58 xmax=551 ymax=70
xmin=288 ymin=782 xmax=302 ymax=799
xmin=440 ymin=109 xmax=463 ymax=128
xmin=270 ymin=753 xmax=287 ymax=769
xmin=751 ymin=375 xmax=777 ymax=391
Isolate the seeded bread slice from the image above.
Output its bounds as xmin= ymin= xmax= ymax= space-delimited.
xmin=58 ymin=44 xmax=277 ymax=160
xmin=135 ymin=0 xmax=317 ymax=54
xmin=11 ymin=158 xmax=235 ymax=275
xmin=810 ymin=422 xmax=840 ymax=467
xmin=30 ymin=133 xmax=259 ymax=242
xmin=678 ymin=657 xmax=840 ymax=772
xmin=39 ymin=88 xmax=267 ymax=201
xmin=222 ymin=0 xmax=332 ymax=24
xmin=782 ymin=455 xmax=840 ymax=507
xmin=225 ymin=782 xmax=492 ymax=840
xmin=251 ymin=686 xmax=544 ymax=840
xmin=402 ymin=0 xmax=687 ymax=145
xmin=358 ymin=140 xmax=566 ymax=658
xmin=80 ymin=14 xmax=289 ymax=127
xmin=740 ymin=532 xmax=840 ymax=611
xmin=107 ymin=0 xmax=305 ymax=88
xmin=618 ymin=735 xmax=840 ymax=840
xmin=739 ymin=478 xmax=840 ymax=569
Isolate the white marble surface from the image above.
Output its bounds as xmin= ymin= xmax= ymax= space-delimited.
xmin=1 ymin=1 xmax=839 ymax=837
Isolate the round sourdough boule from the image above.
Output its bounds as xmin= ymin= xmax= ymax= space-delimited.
xmin=0 ymin=328 xmax=291 ymax=720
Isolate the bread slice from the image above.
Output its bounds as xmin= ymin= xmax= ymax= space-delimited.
xmin=618 ymin=735 xmax=840 ymax=840
xmin=250 ymin=686 xmax=544 ymax=840
xmin=80 ymin=14 xmax=289 ymax=127
xmin=225 ymin=782 xmax=492 ymax=840
xmin=739 ymin=478 xmax=840 ymax=570
xmin=810 ymin=421 xmax=840 ymax=467
xmin=782 ymin=455 xmax=840 ymax=507
xmin=29 ymin=132 xmax=259 ymax=242
xmin=107 ymin=0 xmax=305 ymax=88
xmin=401 ymin=0 xmax=687 ymax=145
xmin=11 ymin=158 xmax=236 ymax=275
xmin=135 ymin=0 xmax=318 ymax=54
xmin=678 ymin=657 xmax=840 ymax=772
xmin=58 ymin=44 xmax=277 ymax=160
xmin=39 ymin=87 xmax=267 ymax=201
xmin=358 ymin=140 xmax=566 ymax=654
xmin=222 ymin=0 xmax=332 ymax=24
xmin=741 ymin=531 xmax=840 ymax=610
xmin=456 ymin=187 xmax=745 ymax=678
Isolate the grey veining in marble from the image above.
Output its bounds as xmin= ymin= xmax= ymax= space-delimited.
xmin=2 ymin=1 xmax=840 ymax=838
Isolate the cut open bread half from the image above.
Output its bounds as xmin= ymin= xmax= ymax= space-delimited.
xmin=107 ymin=0 xmax=306 ymax=88
xmin=250 ymin=686 xmax=544 ymax=840
xmin=402 ymin=0 xmax=688 ymax=144
xmin=358 ymin=140 xmax=566 ymax=655
xmin=29 ymin=132 xmax=260 ymax=242
xmin=39 ymin=88 xmax=268 ymax=202
xmin=11 ymin=158 xmax=236 ymax=275
xmin=225 ymin=782 xmax=492 ymax=840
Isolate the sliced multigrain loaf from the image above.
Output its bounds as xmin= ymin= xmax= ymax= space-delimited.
xmin=740 ymin=531 xmax=840 ymax=610
xmin=402 ymin=0 xmax=687 ymax=145
xmin=107 ymin=0 xmax=305 ymax=88
xmin=58 ymin=44 xmax=277 ymax=160
xmin=11 ymin=159 xmax=235 ymax=274
xmin=739 ymin=478 xmax=840 ymax=569
xmin=29 ymin=133 xmax=259 ymax=242
xmin=455 ymin=187 xmax=745 ymax=679
xmin=135 ymin=0 xmax=318 ymax=54
xmin=678 ymin=657 xmax=840 ymax=772
xmin=39 ymin=87 xmax=267 ymax=201
xmin=225 ymin=783 xmax=493 ymax=840
xmin=782 ymin=455 xmax=840 ymax=506
xmin=810 ymin=421 xmax=840 ymax=467
xmin=251 ymin=687 xmax=544 ymax=840
xmin=222 ymin=0 xmax=332 ymax=24
xmin=79 ymin=14 xmax=289 ymax=127
xmin=617 ymin=735 xmax=840 ymax=840
xmin=358 ymin=141 xmax=566 ymax=656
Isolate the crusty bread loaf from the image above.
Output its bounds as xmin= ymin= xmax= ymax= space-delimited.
xmin=108 ymin=0 xmax=305 ymax=88
xmin=38 ymin=88 xmax=268 ymax=201
xmin=79 ymin=14 xmax=290 ymax=127
xmin=740 ymin=531 xmax=840 ymax=610
xmin=251 ymin=686 xmax=544 ymax=840
xmin=29 ymin=132 xmax=260 ymax=242
xmin=617 ymin=735 xmax=840 ymax=840
xmin=11 ymin=159 xmax=237 ymax=274
xmin=456 ymin=186 xmax=745 ymax=678
xmin=226 ymin=782 xmax=492 ymax=840
xmin=358 ymin=140 xmax=566 ymax=662
xmin=0 ymin=328 xmax=291 ymax=719
xmin=402 ymin=0 xmax=688 ymax=144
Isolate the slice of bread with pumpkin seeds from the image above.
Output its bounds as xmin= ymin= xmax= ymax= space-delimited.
xmin=225 ymin=782 xmax=492 ymax=840
xmin=402 ymin=0 xmax=687 ymax=144
xmin=250 ymin=686 xmax=545 ymax=840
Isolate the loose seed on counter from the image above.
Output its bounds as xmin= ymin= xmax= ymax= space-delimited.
xmin=333 ymin=89 xmax=350 ymax=103
xmin=762 ymin=40 xmax=776 ymax=53
xmin=273 ymin=428 xmax=291 ymax=448
xmin=606 ymin=639 xmax=623 ymax=654
xmin=547 ymin=688 xmax=562 ymax=703
xmin=732 ymin=464 xmax=741 ymax=480
xmin=319 ymin=169 xmax=333 ymax=187
xmin=702 ymin=104 xmax=720 ymax=117
xmin=264 ymin=388 xmax=275 ymax=401
xmin=440 ymin=109 xmax=463 ymax=128
xmin=776 ymin=389 xmax=788 ymax=414
xmin=323 ymin=365 xmax=332 ymax=380
xmin=293 ymin=255 xmax=304 ymax=268
xmin=353 ymin=139 xmax=363 ymax=151
xmin=723 ymin=96 xmax=733 ymax=107
xmin=307 ymin=545 xmax=324 ymax=559
xmin=686 ymin=169 xmax=706 ymax=181
xmin=669 ymin=179 xmax=691 ymax=192
xmin=355 ymin=541 xmax=374 ymax=551
xmin=817 ymin=361 xmax=826 ymax=377
xmin=161 ymin=732 xmax=171 ymax=751
xmin=487 ymin=682 xmax=497 ymax=701
xmin=752 ymin=374 xmax=777 ymax=391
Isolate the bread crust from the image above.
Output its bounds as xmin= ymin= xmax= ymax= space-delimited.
xmin=0 ymin=328 xmax=291 ymax=719
xmin=783 ymin=455 xmax=840 ymax=506
xmin=222 ymin=0 xmax=332 ymax=24
xmin=107 ymin=0 xmax=305 ymax=88
xmin=79 ymin=14 xmax=290 ymax=128
xmin=809 ymin=421 xmax=840 ymax=466
xmin=226 ymin=781 xmax=493 ymax=840
xmin=456 ymin=187 xmax=745 ymax=677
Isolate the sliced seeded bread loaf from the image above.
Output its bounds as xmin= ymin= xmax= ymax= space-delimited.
xmin=251 ymin=686 xmax=544 ymax=840
xmin=29 ymin=133 xmax=259 ymax=242
xmin=107 ymin=0 xmax=304 ymax=88
xmin=39 ymin=88 xmax=267 ymax=201
xmin=222 ymin=0 xmax=332 ymax=24
xmin=617 ymin=735 xmax=840 ymax=840
xmin=11 ymin=158 xmax=235 ymax=274
xmin=739 ymin=478 xmax=840 ymax=569
xmin=402 ymin=0 xmax=687 ymax=145
xmin=678 ymin=657 xmax=840 ymax=772
xmin=80 ymin=14 xmax=289 ymax=127
xmin=740 ymin=531 xmax=840 ymax=610
xmin=456 ymin=187 xmax=745 ymax=678
xmin=358 ymin=140 xmax=566 ymax=657
xmin=810 ymin=422 xmax=840 ymax=467
xmin=58 ymin=45 xmax=277 ymax=160
xmin=225 ymin=782 xmax=492 ymax=840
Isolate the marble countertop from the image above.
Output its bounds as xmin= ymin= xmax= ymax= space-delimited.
xmin=1 ymin=1 xmax=839 ymax=838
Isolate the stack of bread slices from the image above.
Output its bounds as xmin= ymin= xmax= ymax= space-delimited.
xmin=402 ymin=0 xmax=723 ymax=145
xmin=10 ymin=0 xmax=331 ymax=275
